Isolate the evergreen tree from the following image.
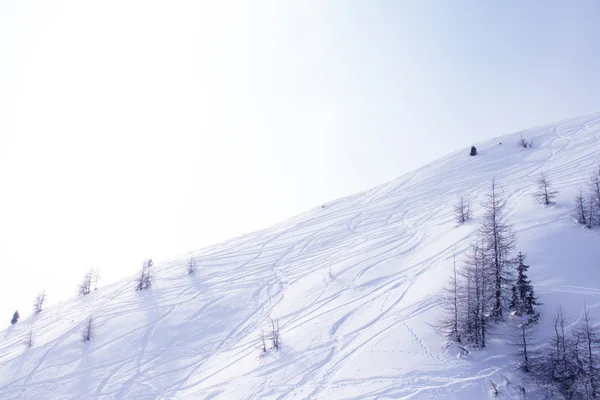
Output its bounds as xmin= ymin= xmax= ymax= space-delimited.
xmin=10 ymin=310 xmax=19 ymax=325
xmin=470 ymin=146 xmax=477 ymax=156
xmin=510 ymin=252 xmax=539 ymax=323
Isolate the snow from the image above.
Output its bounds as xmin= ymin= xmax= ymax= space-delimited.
xmin=2 ymin=111 xmax=600 ymax=399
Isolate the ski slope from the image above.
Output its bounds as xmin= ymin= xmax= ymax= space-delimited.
xmin=2 ymin=112 xmax=600 ymax=399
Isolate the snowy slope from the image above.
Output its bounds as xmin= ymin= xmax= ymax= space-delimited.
xmin=2 ymin=112 xmax=600 ymax=399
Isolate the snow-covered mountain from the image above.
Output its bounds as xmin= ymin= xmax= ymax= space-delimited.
xmin=2 ymin=112 xmax=600 ymax=399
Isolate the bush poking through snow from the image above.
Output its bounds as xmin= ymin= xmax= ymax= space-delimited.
xmin=519 ymin=136 xmax=532 ymax=148
xmin=136 ymin=259 xmax=153 ymax=290
xmin=470 ymin=146 xmax=477 ymax=156
xmin=11 ymin=310 xmax=19 ymax=325
xmin=26 ymin=329 xmax=33 ymax=348
xmin=187 ymin=254 xmax=196 ymax=275
xmin=33 ymin=291 xmax=46 ymax=314
xmin=82 ymin=317 xmax=94 ymax=342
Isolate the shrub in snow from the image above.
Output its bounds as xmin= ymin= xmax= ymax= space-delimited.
xmin=470 ymin=146 xmax=477 ymax=156
xmin=11 ymin=310 xmax=19 ymax=325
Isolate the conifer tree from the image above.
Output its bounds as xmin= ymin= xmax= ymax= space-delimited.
xmin=534 ymin=173 xmax=558 ymax=205
xmin=480 ymin=179 xmax=515 ymax=320
xmin=10 ymin=310 xmax=19 ymax=325
xmin=510 ymin=252 xmax=539 ymax=323
xmin=470 ymin=146 xmax=477 ymax=156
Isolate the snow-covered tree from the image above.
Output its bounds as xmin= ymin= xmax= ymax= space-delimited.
xmin=534 ymin=173 xmax=558 ymax=205
xmin=572 ymin=304 xmax=600 ymax=398
xmin=453 ymin=196 xmax=471 ymax=224
xmin=10 ymin=310 xmax=19 ymax=325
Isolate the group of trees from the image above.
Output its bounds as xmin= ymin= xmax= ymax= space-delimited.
xmin=442 ymin=180 xmax=539 ymax=350
xmin=515 ymin=305 xmax=600 ymax=399
xmin=574 ymin=165 xmax=600 ymax=229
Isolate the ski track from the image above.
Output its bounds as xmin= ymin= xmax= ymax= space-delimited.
xmin=2 ymin=111 xmax=600 ymax=399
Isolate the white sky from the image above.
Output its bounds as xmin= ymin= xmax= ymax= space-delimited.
xmin=1 ymin=0 xmax=599 ymax=325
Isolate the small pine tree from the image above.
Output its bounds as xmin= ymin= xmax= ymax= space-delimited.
xmin=470 ymin=146 xmax=477 ymax=156
xmin=11 ymin=310 xmax=19 ymax=325
xmin=270 ymin=318 xmax=281 ymax=350
xmin=510 ymin=252 xmax=539 ymax=323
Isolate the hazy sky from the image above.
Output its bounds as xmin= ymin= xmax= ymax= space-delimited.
xmin=1 ymin=0 xmax=599 ymax=325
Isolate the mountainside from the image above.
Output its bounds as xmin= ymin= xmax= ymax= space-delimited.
xmin=2 ymin=112 xmax=600 ymax=399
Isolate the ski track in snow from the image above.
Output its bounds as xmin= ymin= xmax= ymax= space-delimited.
xmin=2 ymin=111 xmax=600 ymax=399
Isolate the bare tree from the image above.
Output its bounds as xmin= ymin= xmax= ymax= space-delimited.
xmin=33 ymin=291 xmax=46 ymax=314
xmin=187 ymin=254 xmax=196 ymax=275
xmin=94 ymin=267 xmax=100 ymax=291
xmin=437 ymin=253 xmax=462 ymax=343
xmin=79 ymin=268 xmax=94 ymax=296
xmin=82 ymin=316 xmax=94 ymax=342
xmin=453 ymin=196 xmax=471 ymax=224
xmin=513 ymin=315 xmax=536 ymax=373
xmin=572 ymin=304 xmax=600 ymax=398
xmin=574 ymin=189 xmax=588 ymax=226
xmin=260 ymin=331 xmax=267 ymax=353
xmin=589 ymin=165 xmax=600 ymax=222
xmin=136 ymin=259 xmax=153 ymax=290
xmin=534 ymin=173 xmax=558 ymax=205
xmin=270 ymin=317 xmax=281 ymax=350
xmin=26 ymin=329 xmax=33 ymax=348
xmin=587 ymin=193 xmax=596 ymax=229
xmin=480 ymin=179 xmax=515 ymax=321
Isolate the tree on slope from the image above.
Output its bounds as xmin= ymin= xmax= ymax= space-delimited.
xmin=572 ymin=304 xmax=600 ymax=398
xmin=437 ymin=253 xmax=462 ymax=343
xmin=453 ymin=196 xmax=471 ymax=224
xmin=534 ymin=173 xmax=558 ymax=205
xmin=589 ymin=165 xmax=600 ymax=224
xmin=79 ymin=267 xmax=94 ymax=296
xmin=480 ymin=178 xmax=515 ymax=320
xmin=136 ymin=259 xmax=153 ymax=290
xmin=10 ymin=310 xmax=19 ymax=325
xmin=33 ymin=291 xmax=46 ymax=314
xmin=470 ymin=146 xmax=478 ymax=156
xmin=459 ymin=238 xmax=491 ymax=347
xmin=509 ymin=252 xmax=539 ymax=323
xmin=574 ymin=189 xmax=588 ymax=226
